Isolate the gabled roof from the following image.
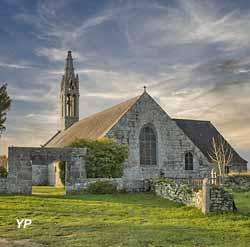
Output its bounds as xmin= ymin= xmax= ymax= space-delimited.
xmin=46 ymin=94 xmax=141 ymax=147
xmin=42 ymin=130 xmax=61 ymax=147
xmin=174 ymin=119 xmax=247 ymax=165
xmin=45 ymin=93 xmax=247 ymax=166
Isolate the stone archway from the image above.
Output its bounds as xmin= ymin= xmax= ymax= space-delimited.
xmin=7 ymin=147 xmax=86 ymax=194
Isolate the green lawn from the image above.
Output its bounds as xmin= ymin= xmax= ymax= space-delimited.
xmin=0 ymin=187 xmax=249 ymax=247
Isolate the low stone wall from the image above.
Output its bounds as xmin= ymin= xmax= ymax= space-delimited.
xmin=66 ymin=178 xmax=151 ymax=193
xmin=153 ymin=178 xmax=236 ymax=214
xmin=122 ymin=179 xmax=151 ymax=192
xmin=0 ymin=178 xmax=8 ymax=194
xmin=67 ymin=178 xmax=123 ymax=193
xmin=210 ymin=186 xmax=236 ymax=212
xmin=224 ymin=175 xmax=250 ymax=191
xmin=154 ymin=179 xmax=194 ymax=205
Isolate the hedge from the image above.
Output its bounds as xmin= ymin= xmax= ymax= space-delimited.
xmin=87 ymin=181 xmax=117 ymax=194
xmin=70 ymin=138 xmax=128 ymax=178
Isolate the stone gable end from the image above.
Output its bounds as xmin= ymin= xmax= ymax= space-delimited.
xmin=106 ymin=92 xmax=212 ymax=180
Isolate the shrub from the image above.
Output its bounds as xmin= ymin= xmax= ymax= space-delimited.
xmin=70 ymin=138 xmax=128 ymax=178
xmin=0 ymin=166 xmax=7 ymax=178
xmin=87 ymin=181 xmax=117 ymax=194
xmin=58 ymin=161 xmax=66 ymax=186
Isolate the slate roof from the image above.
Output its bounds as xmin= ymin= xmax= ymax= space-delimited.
xmin=46 ymin=95 xmax=141 ymax=147
xmin=173 ymin=119 xmax=247 ymax=165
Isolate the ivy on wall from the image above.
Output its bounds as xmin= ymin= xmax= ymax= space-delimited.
xmin=0 ymin=166 xmax=7 ymax=178
xmin=58 ymin=161 xmax=66 ymax=185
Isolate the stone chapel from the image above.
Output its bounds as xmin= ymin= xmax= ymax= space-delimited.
xmin=45 ymin=51 xmax=247 ymax=181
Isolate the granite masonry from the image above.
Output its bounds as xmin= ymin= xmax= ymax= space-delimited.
xmin=153 ymin=178 xmax=194 ymax=204
xmin=2 ymin=147 xmax=86 ymax=194
xmin=106 ymin=93 xmax=213 ymax=180
xmin=209 ymin=186 xmax=236 ymax=212
xmin=0 ymin=178 xmax=7 ymax=194
xmin=153 ymin=178 xmax=236 ymax=214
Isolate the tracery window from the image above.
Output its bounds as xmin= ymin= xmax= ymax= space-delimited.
xmin=140 ymin=125 xmax=157 ymax=166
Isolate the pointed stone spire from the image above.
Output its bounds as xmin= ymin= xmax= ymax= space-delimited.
xmin=60 ymin=50 xmax=80 ymax=130
xmin=65 ymin=50 xmax=74 ymax=77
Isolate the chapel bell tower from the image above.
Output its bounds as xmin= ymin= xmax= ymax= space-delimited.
xmin=60 ymin=51 xmax=79 ymax=130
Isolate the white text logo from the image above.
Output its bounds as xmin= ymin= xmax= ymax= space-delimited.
xmin=16 ymin=219 xmax=32 ymax=228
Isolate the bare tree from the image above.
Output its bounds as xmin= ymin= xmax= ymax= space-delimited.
xmin=0 ymin=83 xmax=11 ymax=136
xmin=208 ymin=135 xmax=233 ymax=178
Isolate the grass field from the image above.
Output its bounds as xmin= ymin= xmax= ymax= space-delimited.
xmin=0 ymin=187 xmax=249 ymax=247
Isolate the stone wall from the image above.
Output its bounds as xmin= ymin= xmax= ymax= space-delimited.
xmin=154 ymin=179 xmax=194 ymax=204
xmin=0 ymin=178 xmax=8 ymax=194
xmin=153 ymin=178 xmax=236 ymax=214
xmin=230 ymin=164 xmax=248 ymax=173
xmin=48 ymin=163 xmax=55 ymax=186
xmin=5 ymin=147 xmax=86 ymax=195
xmin=70 ymin=178 xmax=123 ymax=192
xmin=66 ymin=178 xmax=151 ymax=193
xmin=106 ymin=93 xmax=212 ymax=181
xmin=32 ymin=165 xmax=49 ymax=185
xmin=209 ymin=186 xmax=236 ymax=212
xmin=224 ymin=175 xmax=250 ymax=191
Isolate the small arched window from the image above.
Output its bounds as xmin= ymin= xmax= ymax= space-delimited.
xmin=185 ymin=152 xmax=193 ymax=170
xmin=140 ymin=125 xmax=157 ymax=166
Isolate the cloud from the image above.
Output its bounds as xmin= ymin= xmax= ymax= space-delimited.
xmin=119 ymin=0 xmax=250 ymax=54
xmin=15 ymin=1 xmax=122 ymax=49
xmin=36 ymin=47 xmax=91 ymax=64
xmin=0 ymin=62 xmax=32 ymax=69
xmin=1 ymin=0 xmax=250 ymax=163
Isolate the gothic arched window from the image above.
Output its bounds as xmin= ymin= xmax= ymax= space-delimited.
xmin=140 ymin=125 xmax=157 ymax=166
xmin=185 ymin=152 xmax=193 ymax=170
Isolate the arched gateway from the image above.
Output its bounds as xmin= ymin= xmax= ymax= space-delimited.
xmin=7 ymin=147 xmax=86 ymax=194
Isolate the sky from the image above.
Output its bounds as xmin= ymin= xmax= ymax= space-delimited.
xmin=0 ymin=0 xmax=250 ymax=166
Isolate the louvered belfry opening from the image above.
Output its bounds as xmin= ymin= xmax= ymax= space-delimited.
xmin=140 ymin=124 xmax=157 ymax=166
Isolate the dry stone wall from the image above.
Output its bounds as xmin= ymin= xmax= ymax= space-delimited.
xmin=154 ymin=179 xmax=194 ymax=204
xmin=153 ymin=178 xmax=236 ymax=214
xmin=209 ymin=186 xmax=236 ymax=212
xmin=224 ymin=175 xmax=250 ymax=191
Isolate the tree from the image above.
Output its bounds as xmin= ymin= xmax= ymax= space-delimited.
xmin=0 ymin=83 xmax=11 ymax=135
xmin=208 ymin=135 xmax=233 ymax=178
